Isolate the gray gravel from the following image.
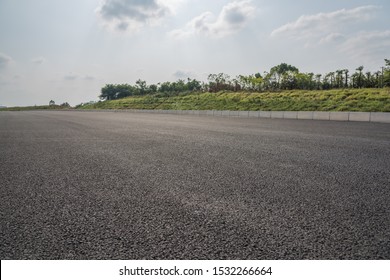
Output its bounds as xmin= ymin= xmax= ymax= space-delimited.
xmin=0 ymin=110 xmax=389 ymax=259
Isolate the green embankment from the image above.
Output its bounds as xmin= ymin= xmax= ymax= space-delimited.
xmin=80 ymin=88 xmax=390 ymax=112
xmin=1 ymin=88 xmax=389 ymax=112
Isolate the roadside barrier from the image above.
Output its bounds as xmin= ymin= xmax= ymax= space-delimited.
xmin=42 ymin=109 xmax=390 ymax=124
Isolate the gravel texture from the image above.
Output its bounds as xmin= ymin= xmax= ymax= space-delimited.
xmin=0 ymin=110 xmax=389 ymax=259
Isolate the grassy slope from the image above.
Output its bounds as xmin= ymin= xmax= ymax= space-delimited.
xmin=80 ymin=88 xmax=390 ymax=112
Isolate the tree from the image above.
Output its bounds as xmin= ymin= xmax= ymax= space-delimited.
xmin=323 ymin=72 xmax=334 ymax=89
xmin=148 ymin=84 xmax=158 ymax=93
xmin=238 ymin=74 xmax=263 ymax=91
xmin=365 ymin=71 xmax=373 ymax=87
xmin=250 ymin=74 xmax=264 ymax=91
xmin=351 ymin=72 xmax=359 ymax=88
xmin=49 ymin=100 xmax=55 ymax=106
xmin=158 ymin=81 xmax=172 ymax=93
xmin=356 ymin=66 xmax=364 ymax=88
xmin=344 ymin=69 xmax=349 ymax=88
xmin=238 ymin=75 xmax=251 ymax=90
xmin=135 ymin=79 xmax=147 ymax=95
xmin=281 ymin=71 xmax=299 ymax=90
xmin=186 ymin=78 xmax=202 ymax=91
xmin=315 ymin=74 xmax=322 ymax=89
xmin=328 ymin=72 xmax=335 ymax=88
xmin=207 ymin=73 xmax=232 ymax=92
xmin=99 ymin=84 xmax=116 ymax=100
xmin=175 ymin=79 xmax=186 ymax=92
xmin=269 ymin=63 xmax=299 ymax=89
xmin=307 ymin=72 xmax=314 ymax=90
xmin=336 ymin=70 xmax=343 ymax=88
xmin=384 ymin=59 xmax=390 ymax=87
xmin=232 ymin=78 xmax=241 ymax=91
xmin=99 ymin=84 xmax=139 ymax=100
xmin=374 ymin=71 xmax=381 ymax=88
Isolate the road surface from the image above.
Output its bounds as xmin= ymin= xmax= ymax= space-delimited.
xmin=1 ymin=111 xmax=389 ymax=259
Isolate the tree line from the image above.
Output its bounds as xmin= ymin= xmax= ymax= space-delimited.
xmin=99 ymin=59 xmax=390 ymax=101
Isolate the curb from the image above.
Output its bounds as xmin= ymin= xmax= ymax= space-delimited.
xmin=14 ymin=109 xmax=390 ymax=124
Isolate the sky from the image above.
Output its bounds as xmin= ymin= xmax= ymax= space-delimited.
xmin=0 ymin=0 xmax=389 ymax=107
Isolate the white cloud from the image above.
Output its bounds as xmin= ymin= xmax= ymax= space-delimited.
xmin=31 ymin=57 xmax=46 ymax=65
xmin=269 ymin=5 xmax=390 ymax=62
xmin=271 ymin=5 xmax=378 ymax=42
xmin=170 ymin=0 xmax=255 ymax=38
xmin=64 ymin=74 xmax=78 ymax=81
xmin=84 ymin=75 xmax=96 ymax=81
xmin=173 ymin=70 xmax=196 ymax=79
xmin=64 ymin=74 xmax=98 ymax=81
xmin=161 ymin=0 xmax=186 ymax=13
xmin=0 ymin=52 xmax=12 ymax=68
xmin=340 ymin=30 xmax=390 ymax=59
xmin=318 ymin=33 xmax=345 ymax=44
xmin=96 ymin=0 xmax=177 ymax=32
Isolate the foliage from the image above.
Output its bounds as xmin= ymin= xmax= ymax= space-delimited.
xmin=98 ymin=59 xmax=390 ymax=102
xmin=99 ymin=78 xmax=202 ymax=101
xmin=78 ymin=88 xmax=390 ymax=112
xmin=384 ymin=59 xmax=390 ymax=87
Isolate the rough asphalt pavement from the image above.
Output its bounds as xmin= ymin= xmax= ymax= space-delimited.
xmin=0 ymin=111 xmax=389 ymax=259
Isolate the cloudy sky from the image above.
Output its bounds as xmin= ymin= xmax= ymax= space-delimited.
xmin=0 ymin=0 xmax=389 ymax=106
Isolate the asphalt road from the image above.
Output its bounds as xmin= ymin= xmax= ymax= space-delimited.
xmin=1 ymin=111 xmax=389 ymax=259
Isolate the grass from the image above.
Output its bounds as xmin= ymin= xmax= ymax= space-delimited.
xmin=79 ymin=88 xmax=390 ymax=112
xmin=0 ymin=105 xmax=69 ymax=111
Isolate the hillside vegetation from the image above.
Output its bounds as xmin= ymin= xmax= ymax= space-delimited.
xmin=79 ymin=88 xmax=390 ymax=112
